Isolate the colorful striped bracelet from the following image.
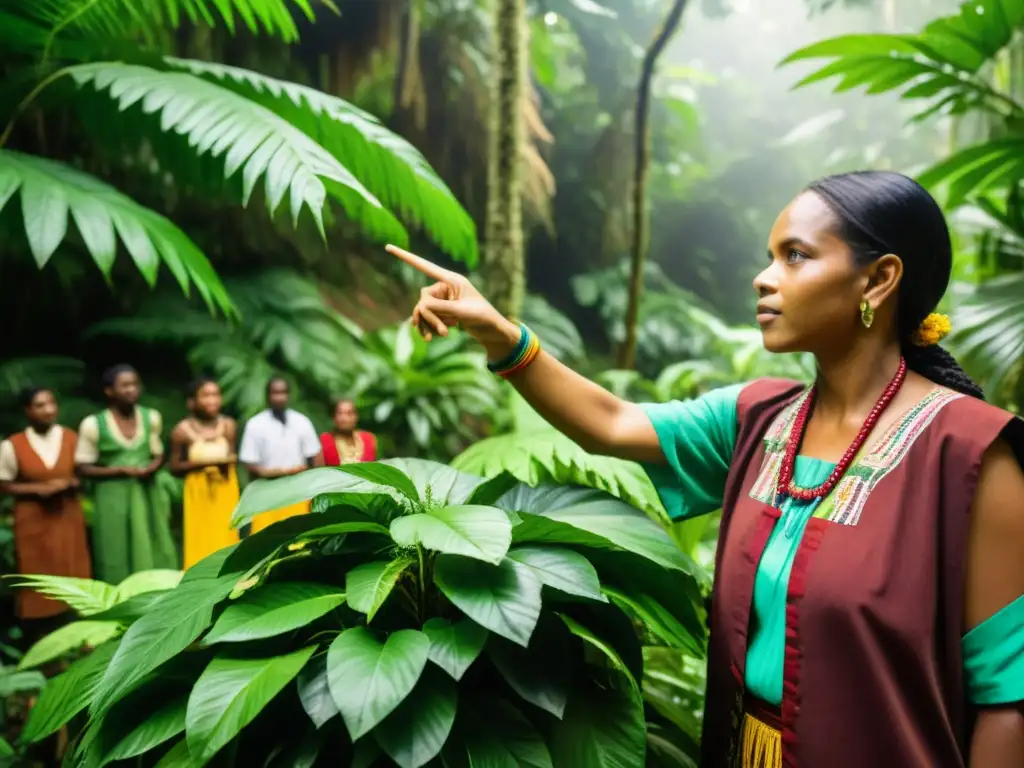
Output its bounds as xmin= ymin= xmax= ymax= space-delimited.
xmin=487 ymin=324 xmax=541 ymax=378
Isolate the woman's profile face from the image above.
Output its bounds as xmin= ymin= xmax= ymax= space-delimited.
xmin=754 ymin=191 xmax=869 ymax=356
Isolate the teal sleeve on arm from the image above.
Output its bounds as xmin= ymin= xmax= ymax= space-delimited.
xmin=639 ymin=383 xmax=743 ymax=522
xmin=963 ymin=592 xmax=1024 ymax=705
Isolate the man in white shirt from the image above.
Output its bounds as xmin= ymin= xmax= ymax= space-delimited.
xmin=239 ymin=376 xmax=322 ymax=532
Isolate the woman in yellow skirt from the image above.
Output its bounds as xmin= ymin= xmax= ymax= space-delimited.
xmin=169 ymin=377 xmax=240 ymax=568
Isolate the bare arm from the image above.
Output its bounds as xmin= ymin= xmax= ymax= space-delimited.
xmin=0 ymin=479 xmax=68 ymax=497
xmin=387 ymin=245 xmax=662 ymax=463
xmin=245 ymin=464 xmax=304 ymax=479
xmin=78 ymin=463 xmax=130 ymax=479
xmin=966 ymin=439 xmax=1024 ymax=766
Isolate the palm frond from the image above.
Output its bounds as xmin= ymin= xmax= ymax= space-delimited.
xmin=780 ymin=0 xmax=1024 ymax=124
xmin=165 ymin=57 xmax=479 ymax=266
xmin=8 ymin=575 xmax=117 ymax=616
xmin=22 ymin=0 xmax=319 ymax=55
xmin=0 ymin=149 xmax=234 ymax=315
xmin=916 ymin=137 xmax=1024 ymax=208
xmin=950 ymin=272 xmax=1024 ymax=401
xmin=68 ymin=62 xmax=409 ymax=247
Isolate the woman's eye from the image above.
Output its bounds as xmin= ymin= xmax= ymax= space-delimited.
xmin=786 ymin=248 xmax=808 ymax=264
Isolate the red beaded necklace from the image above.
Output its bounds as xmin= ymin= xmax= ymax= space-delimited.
xmin=777 ymin=357 xmax=908 ymax=502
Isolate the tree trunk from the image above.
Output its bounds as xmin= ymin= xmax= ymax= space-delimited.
xmin=619 ymin=0 xmax=691 ymax=369
xmin=482 ymin=0 xmax=527 ymax=321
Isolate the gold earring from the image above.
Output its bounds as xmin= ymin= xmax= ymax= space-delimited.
xmin=860 ymin=300 xmax=874 ymax=329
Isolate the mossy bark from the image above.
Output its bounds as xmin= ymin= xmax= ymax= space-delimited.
xmin=483 ymin=0 xmax=527 ymax=321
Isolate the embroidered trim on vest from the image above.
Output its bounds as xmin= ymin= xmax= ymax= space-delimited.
xmin=749 ymin=388 xmax=962 ymax=525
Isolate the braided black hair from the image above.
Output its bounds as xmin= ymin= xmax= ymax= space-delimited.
xmin=806 ymin=171 xmax=984 ymax=400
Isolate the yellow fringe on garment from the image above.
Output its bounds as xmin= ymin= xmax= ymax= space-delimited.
xmin=739 ymin=711 xmax=782 ymax=768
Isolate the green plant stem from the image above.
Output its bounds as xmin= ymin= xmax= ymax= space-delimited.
xmin=0 ymin=67 xmax=73 ymax=149
xmin=416 ymin=544 xmax=427 ymax=623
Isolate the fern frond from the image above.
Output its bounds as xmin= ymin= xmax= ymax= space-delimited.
xmin=0 ymin=149 xmax=234 ymax=315
xmin=23 ymin=0 xmax=318 ymax=55
xmin=69 ymin=61 xmax=408 ymax=247
xmin=166 ymin=57 xmax=480 ymax=266
xmin=8 ymin=575 xmax=117 ymax=616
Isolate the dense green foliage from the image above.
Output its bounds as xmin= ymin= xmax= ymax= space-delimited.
xmin=17 ymin=460 xmax=705 ymax=766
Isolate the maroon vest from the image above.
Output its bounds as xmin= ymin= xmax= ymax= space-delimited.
xmin=702 ymin=379 xmax=1024 ymax=767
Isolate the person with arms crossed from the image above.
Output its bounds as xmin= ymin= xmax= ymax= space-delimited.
xmin=76 ymin=365 xmax=177 ymax=582
xmin=239 ymin=375 xmax=322 ymax=532
xmin=386 ymin=170 xmax=1024 ymax=767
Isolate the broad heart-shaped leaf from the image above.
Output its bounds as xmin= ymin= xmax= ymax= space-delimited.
xmin=186 ymin=646 xmax=316 ymax=762
xmin=381 ymin=459 xmax=488 ymax=506
xmin=391 ymin=505 xmax=512 ymax=564
xmin=322 ymin=462 xmax=420 ymax=502
xmin=373 ymin=666 xmax=458 ymax=768
xmin=556 ymin=613 xmax=637 ymax=692
xmin=486 ymin=618 xmax=571 ymax=719
xmin=434 ymin=555 xmax=542 ymax=647
xmin=327 ymin=627 xmax=431 ymax=740
xmin=69 ymin=62 xmax=406 ymax=245
xmin=441 ymin=697 xmax=553 ymax=768
xmin=19 ymin=640 xmax=120 ymax=744
xmin=18 ymin=620 xmax=120 ymax=670
xmin=98 ymin=695 xmax=186 ymax=767
xmin=0 ymin=149 xmax=233 ymax=315
xmin=506 ymin=546 xmax=605 ymax=603
xmin=547 ymin=674 xmax=646 ymax=767
xmin=422 ymin=618 xmax=489 ymax=681
xmin=297 ymin=654 xmax=338 ymax=729
xmin=500 ymin=485 xmax=695 ymax=574
xmin=164 ymin=58 xmax=478 ymax=265
xmin=346 ymin=557 xmax=415 ymax=621
xmin=93 ymin=575 xmax=238 ymax=714
xmin=203 ymin=582 xmax=345 ymax=644
xmin=231 ymin=467 xmax=405 ymax=527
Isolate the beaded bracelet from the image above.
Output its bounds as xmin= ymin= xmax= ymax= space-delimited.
xmin=487 ymin=324 xmax=541 ymax=378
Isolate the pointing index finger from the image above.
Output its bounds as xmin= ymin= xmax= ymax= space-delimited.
xmin=386 ymin=244 xmax=454 ymax=282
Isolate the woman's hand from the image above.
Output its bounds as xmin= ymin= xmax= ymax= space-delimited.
xmin=386 ymin=244 xmax=521 ymax=361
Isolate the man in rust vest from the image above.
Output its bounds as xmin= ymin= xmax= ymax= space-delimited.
xmin=0 ymin=387 xmax=91 ymax=637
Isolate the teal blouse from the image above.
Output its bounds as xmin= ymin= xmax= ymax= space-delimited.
xmin=642 ymin=384 xmax=1024 ymax=707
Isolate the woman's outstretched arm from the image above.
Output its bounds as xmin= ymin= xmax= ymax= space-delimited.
xmin=387 ymin=245 xmax=663 ymax=464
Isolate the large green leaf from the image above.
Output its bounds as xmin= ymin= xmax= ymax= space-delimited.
xmin=422 ymin=618 xmax=489 ymax=681
xmin=18 ymin=620 xmax=120 ymax=670
xmin=382 ymin=459 xmax=490 ymax=506
xmin=93 ymin=576 xmax=237 ymax=713
xmin=166 ymin=58 xmax=478 ymax=266
xmin=185 ymin=646 xmax=316 ymax=762
xmin=232 ymin=467 xmax=403 ymax=527
xmin=453 ymin=428 xmax=666 ymax=522
xmin=548 ymin=675 xmax=647 ymax=767
xmin=19 ymin=640 xmax=120 ymax=744
xmin=390 ymin=505 xmax=512 ymax=564
xmin=346 ymin=557 xmax=415 ymax=621
xmin=434 ymin=555 xmax=543 ymax=647
xmin=115 ymin=570 xmax=184 ymax=601
xmin=373 ymin=666 xmax=458 ymax=768
xmin=98 ymin=696 xmax=187 ymax=767
xmin=486 ymin=629 xmax=570 ymax=719
xmin=916 ymin=138 xmax=1024 ymax=207
xmin=203 ymin=582 xmax=346 ymax=644
xmin=0 ymin=150 xmax=233 ymax=315
xmin=500 ymin=486 xmax=696 ymax=574
xmin=556 ymin=613 xmax=637 ymax=691
xmin=296 ymin=654 xmax=338 ymax=729
xmin=441 ymin=698 xmax=553 ymax=768
xmin=506 ymin=546 xmax=605 ymax=602
xmin=326 ymin=627 xmax=431 ymax=740
xmin=69 ymin=62 xmax=403 ymax=244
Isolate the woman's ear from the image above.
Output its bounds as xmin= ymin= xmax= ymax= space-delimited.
xmin=862 ymin=253 xmax=903 ymax=309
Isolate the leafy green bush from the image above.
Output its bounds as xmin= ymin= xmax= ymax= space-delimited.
xmin=20 ymin=459 xmax=705 ymax=766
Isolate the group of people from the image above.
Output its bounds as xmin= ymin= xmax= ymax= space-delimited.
xmin=0 ymin=365 xmax=376 ymax=631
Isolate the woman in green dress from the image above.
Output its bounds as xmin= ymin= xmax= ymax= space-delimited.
xmin=76 ymin=364 xmax=177 ymax=583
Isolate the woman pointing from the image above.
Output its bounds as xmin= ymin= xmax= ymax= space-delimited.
xmin=388 ymin=170 xmax=1024 ymax=767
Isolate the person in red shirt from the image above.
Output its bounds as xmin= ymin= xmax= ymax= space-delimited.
xmin=319 ymin=398 xmax=377 ymax=466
